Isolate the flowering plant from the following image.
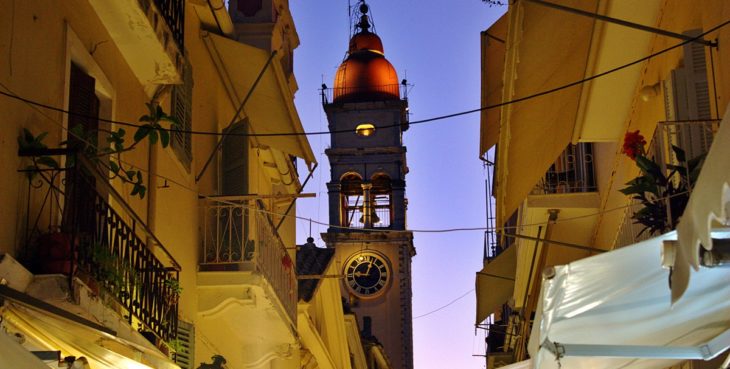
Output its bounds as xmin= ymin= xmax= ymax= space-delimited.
xmin=619 ymin=130 xmax=705 ymax=236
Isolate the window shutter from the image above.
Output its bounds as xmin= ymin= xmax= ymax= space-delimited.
xmin=172 ymin=60 xmax=193 ymax=169
xmin=173 ymin=320 xmax=194 ymax=369
xmin=68 ymin=63 xmax=99 ymax=147
xmin=662 ymin=29 xmax=713 ymax=162
xmin=221 ymin=122 xmax=248 ymax=196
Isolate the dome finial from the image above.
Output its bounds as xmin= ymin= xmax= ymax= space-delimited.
xmin=355 ymin=1 xmax=371 ymax=33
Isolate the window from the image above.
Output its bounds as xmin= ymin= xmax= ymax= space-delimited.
xmin=370 ymin=173 xmax=392 ymax=228
xmin=340 ymin=173 xmax=364 ymax=228
xmin=63 ymin=63 xmax=101 ymax=234
xmin=171 ymin=60 xmax=193 ymax=170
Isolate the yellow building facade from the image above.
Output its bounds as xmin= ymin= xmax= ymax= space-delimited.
xmin=478 ymin=1 xmax=730 ymax=368
xmin=0 ymin=1 xmax=372 ymax=368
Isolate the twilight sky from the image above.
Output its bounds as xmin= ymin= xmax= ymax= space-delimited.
xmin=290 ymin=1 xmax=505 ymax=368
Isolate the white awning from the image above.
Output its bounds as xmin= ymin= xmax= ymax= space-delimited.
xmin=529 ymin=231 xmax=730 ymax=369
xmin=475 ymin=245 xmax=516 ymax=324
xmin=479 ymin=14 xmax=507 ymax=156
xmin=3 ymin=304 xmax=179 ymax=369
xmin=202 ymin=32 xmax=316 ymax=166
xmin=492 ymin=0 xmax=661 ymax=226
xmin=675 ymin=107 xmax=730 ymax=301
xmin=0 ymin=329 xmax=51 ymax=369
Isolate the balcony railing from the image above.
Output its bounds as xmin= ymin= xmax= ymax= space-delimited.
xmin=480 ymin=303 xmax=523 ymax=369
xmin=200 ymin=197 xmax=297 ymax=323
xmin=613 ymin=120 xmax=720 ymax=248
xmin=151 ymin=0 xmax=185 ymax=51
xmin=21 ymin=154 xmax=181 ymax=342
xmin=320 ymin=84 xmax=408 ymax=105
xmin=531 ymin=143 xmax=596 ymax=195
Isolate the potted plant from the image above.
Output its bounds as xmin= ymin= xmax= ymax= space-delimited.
xmin=620 ymin=130 xmax=705 ymax=236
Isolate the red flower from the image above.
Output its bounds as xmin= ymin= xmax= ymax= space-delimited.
xmin=281 ymin=254 xmax=293 ymax=270
xmin=622 ymin=130 xmax=646 ymax=160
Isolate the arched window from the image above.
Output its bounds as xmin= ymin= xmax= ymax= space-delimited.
xmin=370 ymin=173 xmax=392 ymax=228
xmin=340 ymin=173 xmax=363 ymax=228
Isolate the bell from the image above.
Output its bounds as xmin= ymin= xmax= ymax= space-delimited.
xmin=358 ymin=209 xmax=380 ymax=225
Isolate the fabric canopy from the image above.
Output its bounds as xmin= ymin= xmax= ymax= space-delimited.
xmin=475 ymin=245 xmax=517 ymax=324
xmin=4 ymin=304 xmax=179 ymax=369
xmin=203 ymin=32 xmax=316 ymax=165
xmin=479 ymin=14 xmax=507 ymax=157
xmin=675 ymin=107 xmax=730 ymax=301
xmin=529 ymin=231 xmax=730 ymax=369
xmin=494 ymin=0 xmax=596 ymax=226
xmin=0 ymin=329 xmax=51 ymax=369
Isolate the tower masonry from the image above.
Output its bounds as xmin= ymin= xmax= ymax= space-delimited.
xmin=321 ymin=3 xmax=415 ymax=369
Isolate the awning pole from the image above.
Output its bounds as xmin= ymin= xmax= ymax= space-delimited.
xmin=524 ymin=0 xmax=718 ymax=48
xmin=195 ymin=50 xmax=278 ymax=183
xmin=543 ymin=341 xmax=716 ymax=360
xmin=503 ymin=232 xmax=606 ymax=254
xmin=275 ymin=162 xmax=318 ymax=231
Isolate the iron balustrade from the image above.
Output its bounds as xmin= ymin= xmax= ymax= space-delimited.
xmin=21 ymin=155 xmax=181 ymax=343
xmin=200 ymin=197 xmax=297 ymax=324
xmin=320 ymin=84 xmax=407 ymax=105
xmin=532 ymin=143 xmax=597 ymax=195
xmin=613 ymin=120 xmax=720 ymax=248
xmin=152 ymin=0 xmax=185 ymax=51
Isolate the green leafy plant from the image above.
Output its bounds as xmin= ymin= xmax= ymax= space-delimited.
xmin=163 ymin=277 xmax=183 ymax=306
xmin=18 ymin=102 xmax=180 ymax=199
xmin=167 ymin=338 xmax=187 ymax=355
xmin=620 ymin=130 xmax=705 ymax=236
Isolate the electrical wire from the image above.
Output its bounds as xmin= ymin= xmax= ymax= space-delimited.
xmin=5 ymin=17 xmax=724 ymax=236
xmin=6 ymin=77 xmax=691 ymax=237
xmin=7 ymin=75 xmax=691 ymax=237
xmin=1 ymin=18 xmax=727 ymax=139
xmin=413 ymin=289 xmax=475 ymax=319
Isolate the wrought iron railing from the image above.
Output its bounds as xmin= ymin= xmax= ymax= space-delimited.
xmin=532 ymin=143 xmax=596 ymax=195
xmin=613 ymin=120 xmax=720 ymax=248
xmin=480 ymin=303 xmax=521 ymax=369
xmin=151 ymin=0 xmax=185 ymax=51
xmin=200 ymin=197 xmax=297 ymax=324
xmin=320 ymin=84 xmax=407 ymax=104
xmin=21 ymin=154 xmax=181 ymax=342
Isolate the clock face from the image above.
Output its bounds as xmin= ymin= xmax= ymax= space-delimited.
xmin=344 ymin=252 xmax=390 ymax=297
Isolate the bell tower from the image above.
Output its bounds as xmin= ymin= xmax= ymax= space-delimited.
xmin=321 ymin=2 xmax=415 ymax=369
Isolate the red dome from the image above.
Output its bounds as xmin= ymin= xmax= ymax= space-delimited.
xmin=333 ymin=32 xmax=399 ymax=103
xmin=348 ymin=31 xmax=384 ymax=54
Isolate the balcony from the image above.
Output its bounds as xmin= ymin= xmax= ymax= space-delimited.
xmin=20 ymin=154 xmax=181 ymax=343
xmin=481 ymin=304 xmax=523 ymax=369
xmin=531 ymin=143 xmax=596 ymax=195
xmin=199 ymin=196 xmax=296 ymax=322
xmin=197 ymin=196 xmax=297 ymax=366
xmin=613 ymin=120 xmax=720 ymax=248
xmin=88 ymin=0 xmax=185 ymax=90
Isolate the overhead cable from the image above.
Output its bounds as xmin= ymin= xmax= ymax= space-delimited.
xmin=0 ymin=18 xmax=727 ymax=138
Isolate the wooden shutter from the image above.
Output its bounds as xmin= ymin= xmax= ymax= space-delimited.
xmin=173 ymin=320 xmax=194 ymax=369
xmin=172 ymin=60 xmax=193 ymax=169
xmin=68 ymin=63 xmax=99 ymax=147
xmin=662 ymin=30 xmax=713 ymax=162
xmin=63 ymin=64 xmax=99 ymax=234
xmin=221 ymin=122 xmax=249 ymax=196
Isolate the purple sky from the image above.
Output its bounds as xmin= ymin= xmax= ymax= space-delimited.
xmin=290 ymin=1 xmax=505 ymax=367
